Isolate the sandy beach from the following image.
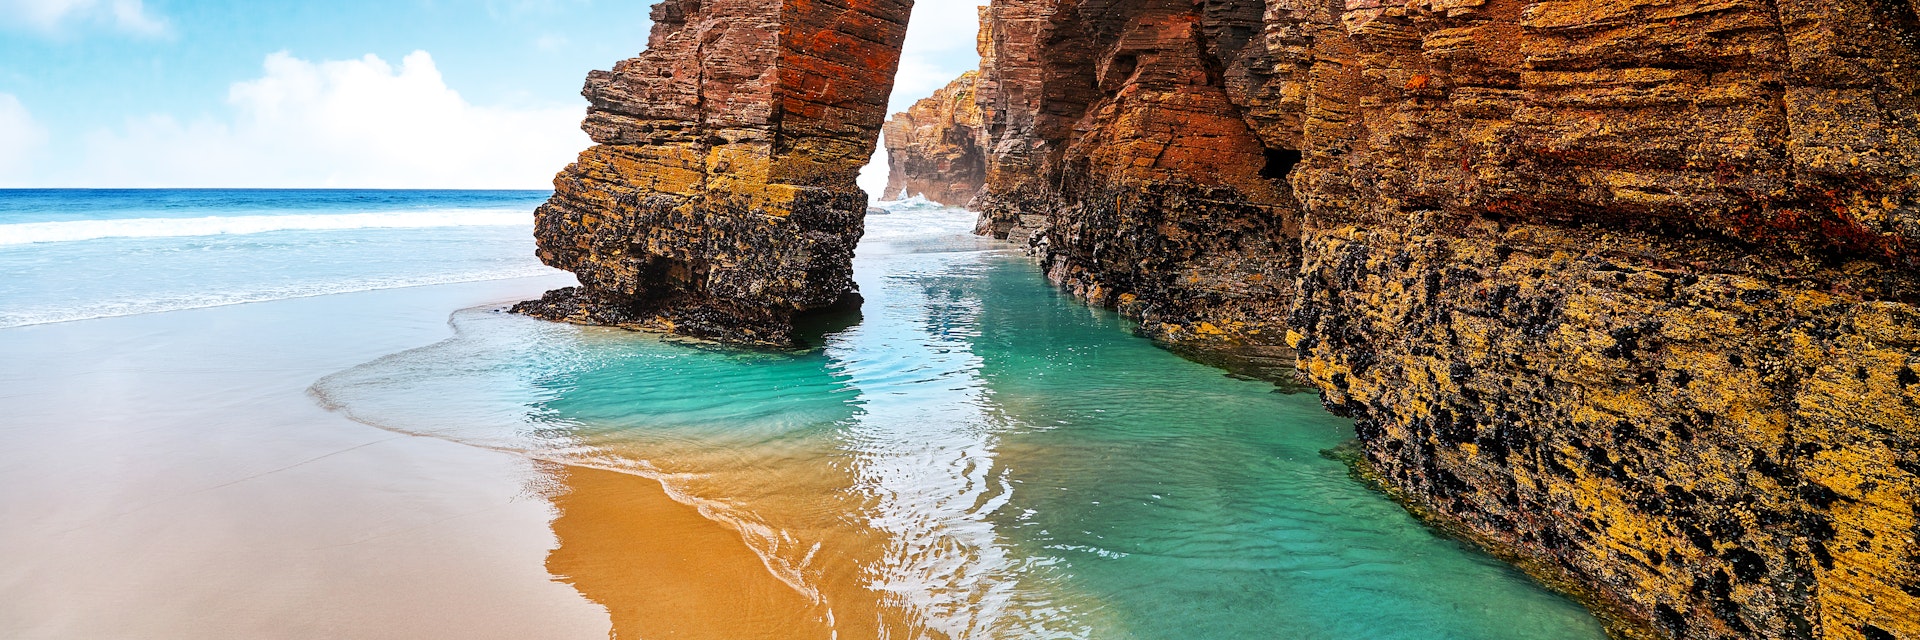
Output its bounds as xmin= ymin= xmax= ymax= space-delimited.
xmin=0 ymin=202 xmax=1610 ymax=640
xmin=0 ymin=275 xmax=625 ymax=639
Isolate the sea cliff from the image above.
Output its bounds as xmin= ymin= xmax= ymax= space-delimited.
xmin=967 ymin=0 xmax=1306 ymax=349
xmin=899 ymin=0 xmax=1920 ymax=637
xmin=537 ymin=0 xmax=1919 ymax=636
xmin=879 ymin=70 xmax=987 ymax=205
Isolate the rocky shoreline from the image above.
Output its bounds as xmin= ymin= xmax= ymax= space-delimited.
xmin=530 ymin=0 xmax=1918 ymax=637
xmin=879 ymin=71 xmax=988 ymax=207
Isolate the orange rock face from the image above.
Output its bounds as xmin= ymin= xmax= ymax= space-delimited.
xmin=971 ymin=0 xmax=1305 ymax=353
xmin=880 ymin=71 xmax=986 ymax=206
xmin=533 ymin=0 xmax=1920 ymax=634
xmin=1281 ymin=2 xmax=1919 ymax=637
xmin=518 ymin=0 xmax=913 ymax=346
xmin=947 ymin=0 xmax=1920 ymax=637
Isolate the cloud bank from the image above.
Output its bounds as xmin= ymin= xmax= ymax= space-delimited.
xmin=68 ymin=51 xmax=590 ymax=189
xmin=0 ymin=0 xmax=170 ymax=37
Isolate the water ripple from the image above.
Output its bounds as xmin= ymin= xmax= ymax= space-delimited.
xmin=309 ymin=204 xmax=1607 ymax=640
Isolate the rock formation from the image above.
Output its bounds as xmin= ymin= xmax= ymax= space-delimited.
xmin=952 ymin=0 xmax=1920 ymax=637
xmin=1282 ymin=1 xmax=1920 ymax=638
xmin=535 ymin=0 xmax=1919 ymax=634
xmin=971 ymin=0 xmax=1305 ymax=349
xmin=880 ymin=71 xmax=987 ymax=205
xmin=517 ymin=0 xmax=913 ymax=346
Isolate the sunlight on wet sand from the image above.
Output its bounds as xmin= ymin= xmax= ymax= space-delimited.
xmin=546 ymin=463 xmax=866 ymax=639
xmin=315 ymin=231 xmax=1607 ymax=639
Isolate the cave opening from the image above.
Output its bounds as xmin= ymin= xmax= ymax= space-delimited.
xmin=1261 ymin=148 xmax=1303 ymax=180
xmin=856 ymin=2 xmax=990 ymax=206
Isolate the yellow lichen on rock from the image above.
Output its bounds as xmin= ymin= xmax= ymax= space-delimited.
xmin=519 ymin=0 xmax=914 ymax=346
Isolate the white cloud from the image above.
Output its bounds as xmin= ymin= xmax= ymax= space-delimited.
xmin=68 ymin=51 xmax=591 ymax=189
xmin=105 ymin=0 xmax=165 ymax=35
xmin=886 ymin=1 xmax=985 ymax=113
xmin=0 ymin=0 xmax=170 ymax=37
xmin=0 ymin=94 xmax=48 ymax=186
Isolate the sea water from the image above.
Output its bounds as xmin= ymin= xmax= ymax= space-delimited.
xmin=0 ymin=189 xmax=555 ymax=328
xmin=300 ymin=194 xmax=1612 ymax=639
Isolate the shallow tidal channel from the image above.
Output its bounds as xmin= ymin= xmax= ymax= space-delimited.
xmin=313 ymin=202 xmax=1608 ymax=639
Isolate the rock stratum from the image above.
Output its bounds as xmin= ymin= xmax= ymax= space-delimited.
xmin=969 ymin=0 xmax=1306 ymax=351
xmin=1279 ymin=3 xmax=1920 ymax=638
xmin=916 ymin=0 xmax=1920 ymax=637
xmin=517 ymin=0 xmax=912 ymax=346
xmin=539 ymin=0 xmax=1918 ymax=636
xmin=879 ymin=70 xmax=987 ymax=205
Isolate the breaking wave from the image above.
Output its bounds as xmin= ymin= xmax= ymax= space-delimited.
xmin=0 ymin=209 xmax=531 ymax=246
xmin=0 ymin=266 xmax=560 ymax=329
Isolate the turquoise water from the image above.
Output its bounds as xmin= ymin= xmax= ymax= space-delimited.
xmin=314 ymin=198 xmax=1609 ymax=639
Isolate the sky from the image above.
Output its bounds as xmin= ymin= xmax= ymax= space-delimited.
xmin=0 ymin=0 xmax=984 ymax=190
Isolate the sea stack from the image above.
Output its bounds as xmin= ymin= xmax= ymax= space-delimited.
xmin=879 ymin=71 xmax=987 ymax=206
xmin=516 ymin=0 xmax=914 ymax=346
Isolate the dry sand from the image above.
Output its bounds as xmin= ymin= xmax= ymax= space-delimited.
xmin=0 ymin=276 xmax=620 ymax=639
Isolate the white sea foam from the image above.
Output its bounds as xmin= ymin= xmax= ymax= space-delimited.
xmin=862 ymin=196 xmax=992 ymax=254
xmin=872 ymin=193 xmax=952 ymax=213
xmin=0 ymin=265 xmax=561 ymax=329
xmin=0 ymin=209 xmax=532 ymax=246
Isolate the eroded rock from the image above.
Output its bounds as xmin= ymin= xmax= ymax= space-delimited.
xmin=970 ymin=0 xmax=1305 ymax=350
xmin=518 ymin=0 xmax=914 ymax=346
xmin=880 ymin=71 xmax=987 ymax=206
xmin=534 ymin=0 xmax=1920 ymax=634
xmin=1280 ymin=1 xmax=1919 ymax=637
xmin=949 ymin=0 xmax=1920 ymax=637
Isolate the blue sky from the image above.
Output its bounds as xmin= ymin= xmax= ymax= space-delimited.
xmin=0 ymin=0 xmax=983 ymax=189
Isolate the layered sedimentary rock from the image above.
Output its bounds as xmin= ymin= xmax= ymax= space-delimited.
xmin=880 ymin=71 xmax=987 ymax=205
xmin=1284 ymin=1 xmax=1920 ymax=638
xmin=970 ymin=0 xmax=1304 ymax=348
xmin=518 ymin=0 xmax=913 ymax=346
xmin=534 ymin=0 xmax=1919 ymax=633
xmin=951 ymin=0 xmax=1920 ymax=637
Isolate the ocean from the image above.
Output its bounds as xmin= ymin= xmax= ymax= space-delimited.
xmin=0 ymin=189 xmax=557 ymax=328
xmin=1 ymin=189 xmax=1607 ymax=638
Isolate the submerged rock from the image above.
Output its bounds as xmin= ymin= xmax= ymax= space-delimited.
xmin=522 ymin=0 xmax=913 ymax=346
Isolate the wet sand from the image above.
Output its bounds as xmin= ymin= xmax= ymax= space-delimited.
xmin=545 ymin=465 xmax=841 ymax=639
xmin=0 ymin=250 xmax=1611 ymax=639
xmin=0 ymin=277 xmax=620 ymax=639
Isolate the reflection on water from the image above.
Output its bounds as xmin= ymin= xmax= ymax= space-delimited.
xmin=312 ymin=202 xmax=1608 ymax=639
